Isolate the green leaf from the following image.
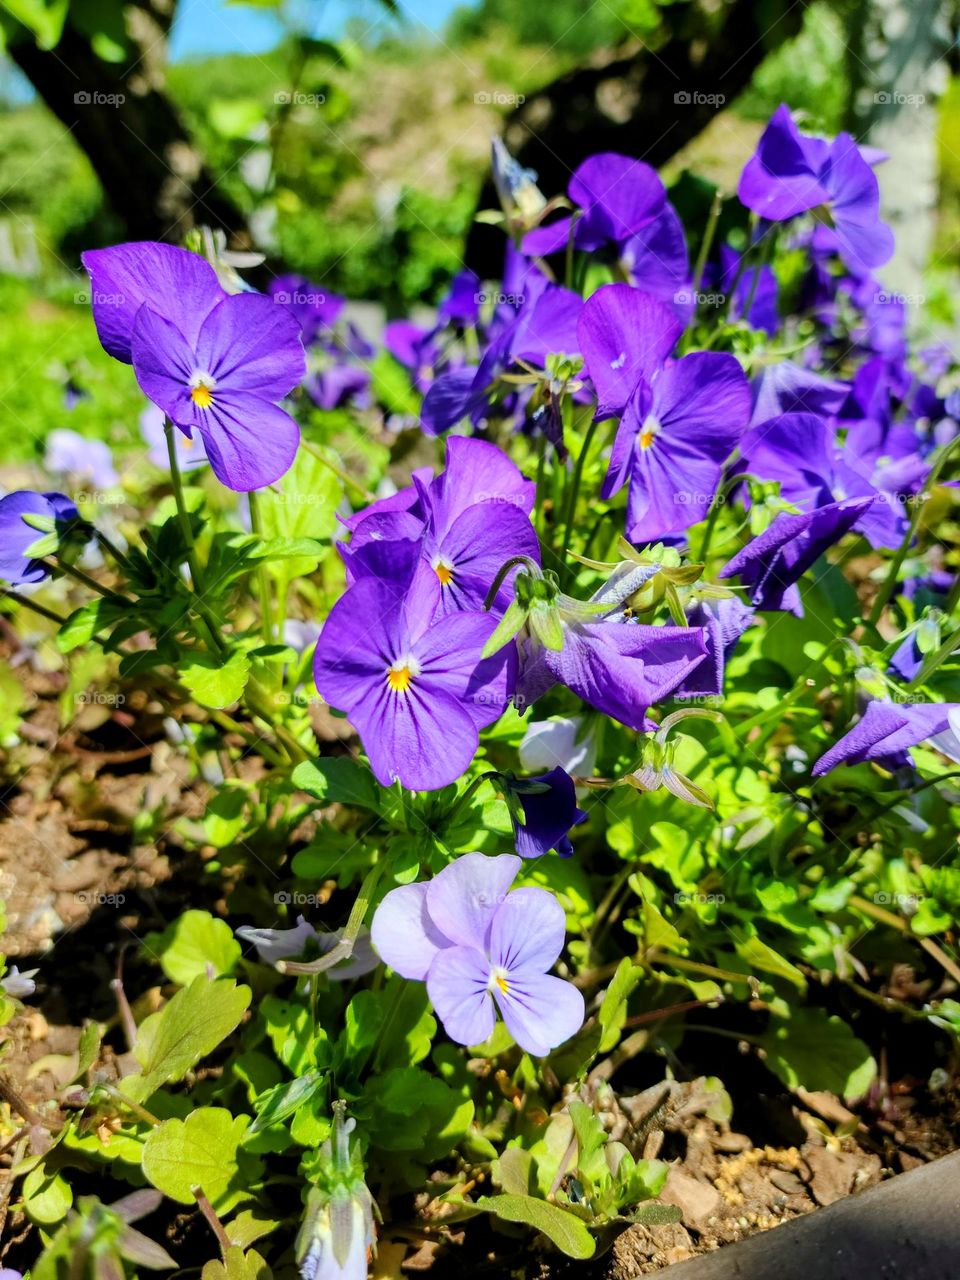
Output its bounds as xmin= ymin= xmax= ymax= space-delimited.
xmin=476 ymin=1195 xmax=595 ymax=1259
xmin=146 ymin=909 xmax=242 ymax=986
xmin=22 ymin=1165 xmax=72 ymax=1225
xmin=56 ymin=598 xmax=129 ymax=653
xmin=597 ymin=959 xmax=642 ymax=1054
xmin=181 ymin=649 xmax=250 ymax=709
xmin=734 ymin=932 xmax=807 ymax=991
xmin=481 ymin=599 xmax=527 ymax=659
xmin=368 ymin=350 xmax=420 ymax=416
xmin=291 ymin=758 xmax=382 ymax=812
xmin=125 ymin=976 xmax=250 ymax=1102
xmin=202 ymin=786 xmax=250 ymax=848
xmin=254 ymin=447 xmax=342 ymax=589
xmin=1 ymin=0 xmax=69 ymax=47
xmin=143 ymin=1107 xmax=252 ymax=1210
xmin=202 ymin=1246 xmax=272 ymax=1280
xmin=250 ymin=1071 xmax=325 ymax=1133
xmin=758 ymin=1006 xmax=876 ymax=1102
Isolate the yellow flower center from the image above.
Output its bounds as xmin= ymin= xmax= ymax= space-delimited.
xmin=490 ymin=966 xmax=510 ymax=995
xmin=189 ymin=371 xmax=217 ymax=409
xmin=386 ymin=654 xmax=420 ymax=694
xmin=639 ymin=429 xmax=655 ymax=450
xmin=434 ymin=557 xmax=455 ymax=586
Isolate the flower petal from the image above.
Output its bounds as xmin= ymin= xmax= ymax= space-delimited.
xmin=489 ymin=886 xmax=567 ymax=970
xmin=82 ymin=241 xmax=224 ymax=363
xmin=370 ymin=882 xmax=450 ymax=979
xmin=198 ymin=392 xmax=301 ymax=491
xmin=577 ymin=284 xmax=681 ymax=417
xmin=195 ymin=293 xmax=306 ymax=398
xmin=426 ymin=945 xmax=496 ymax=1047
xmin=493 ymin=971 xmax=584 ymax=1057
xmin=425 ymin=852 xmax=521 ymax=953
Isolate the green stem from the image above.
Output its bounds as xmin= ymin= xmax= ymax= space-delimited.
xmin=560 ymin=414 xmax=601 ymax=577
xmin=95 ymin=529 xmax=133 ymax=573
xmin=300 ymin=438 xmax=376 ymax=504
xmin=564 ymin=209 xmax=582 ymax=290
xmin=444 ymin=770 xmax=500 ymax=827
xmin=164 ymin=418 xmax=205 ymax=594
xmin=691 ymin=189 xmax=723 ymax=296
xmin=868 ymin=435 xmax=960 ymax=627
xmin=735 ymin=638 xmax=842 ymax=739
xmin=905 ymin=628 xmax=960 ymax=691
xmin=2 ymin=591 xmax=68 ymax=626
xmin=740 ymin=224 xmax=777 ymax=319
xmin=247 ymin=489 xmax=275 ymax=644
xmin=279 ymin=857 xmax=387 ymax=975
xmin=43 ymin=557 xmax=130 ymax=603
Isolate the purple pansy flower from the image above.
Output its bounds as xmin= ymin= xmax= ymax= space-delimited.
xmin=384 ymin=320 xmax=444 ymax=394
xmin=516 ymin=613 xmax=707 ymax=732
xmin=313 ymin=574 xmax=517 ymax=791
xmin=738 ymin=105 xmax=894 ymax=272
xmin=523 ymin=153 xmax=666 ymax=257
xmin=341 ymin=437 xmax=538 ymax=618
xmin=719 ymin=495 xmax=874 ymax=614
xmin=83 ymin=242 xmax=306 ymax=492
xmin=0 ymin=490 xmax=81 ymax=586
xmin=439 ymin=269 xmax=482 ymax=327
xmin=813 ymin=700 xmax=960 ymax=776
xmin=675 ymin=596 xmax=756 ymax=698
xmin=519 ymin=714 xmax=598 ymax=778
xmin=620 ymin=204 xmax=692 ymax=316
xmin=740 ymin=412 xmax=908 ymax=549
xmin=269 ymin=275 xmax=344 ymax=346
xmin=577 ymin=283 xmax=751 ymax=542
xmin=370 ymin=852 xmax=584 ymax=1055
xmin=45 ymin=428 xmax=118 ymax=490
xmin=751 ymin=361 xmax=849 ymax=423
xmin=507 ymin=767 xmax=586 ymax=859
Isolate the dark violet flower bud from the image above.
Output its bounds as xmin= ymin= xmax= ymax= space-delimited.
xmin=505 ymin=767 xmax=587 ymax=858
xmin=0 ymin=490 xmax=82 ymax=586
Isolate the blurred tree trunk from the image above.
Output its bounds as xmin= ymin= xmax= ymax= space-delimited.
xmin=845 ymin=0 xmax=954 ymax=295
xmin=8 ymin=0 xmax=249 ymax=246
xmin=466 ymin=0 xmax=807 ymax=273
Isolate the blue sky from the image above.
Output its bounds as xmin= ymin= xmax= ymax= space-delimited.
xmin=169 ymin=0 xmax=466 ymax=59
